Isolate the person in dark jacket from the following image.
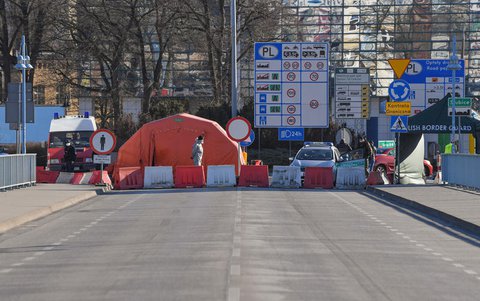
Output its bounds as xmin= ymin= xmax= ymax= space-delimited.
xmin=336 ymin=139 xmax=352 ymax=155
xmin=64 ymin=142 xmax=76 ymax=172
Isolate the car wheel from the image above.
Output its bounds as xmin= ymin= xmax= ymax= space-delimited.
xmin=375 ymin=165 xmax=387 ymax=176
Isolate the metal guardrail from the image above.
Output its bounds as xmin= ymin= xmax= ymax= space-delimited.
xmin=442 ymin=154 xmax=480 ymax=190
xmin=0 ymin=154 xmax=36 ymax=191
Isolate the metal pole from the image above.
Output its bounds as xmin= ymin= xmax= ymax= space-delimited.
xmin=395 ymin=132 xmax=401 ymax=184
xmin=22 ymin=39 xmax=27 ymax=154
xmin=231 ymin=0 xmax=238 ymax=118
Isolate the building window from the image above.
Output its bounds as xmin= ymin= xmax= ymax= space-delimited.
xmin=56 ymin=84 xmax=68 ymax=105
xmin=34 ymin=85 xmax=45 ymax=104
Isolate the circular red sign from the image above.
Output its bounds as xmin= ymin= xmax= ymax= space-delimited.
xmin=310 ymin=99 xmax=319 ymax=109
xmin=287 ymin=105 xmax=296 ymax=114
xmin=317 ymin=61 xmax=324 ymax=69
xmin=287 ymin=116 xmax=296 ymax=125
xmin=287 ymin=72 xmax=296 ymax=81
xmin=283 ymin=62 xmax=291 ymax=69
xmin=287 ymin=89 xmax=296 ymax=98
xmin=226 ymin=116 xmax=252 ymax=142
xmin=304 ymin=62 xmax=312 ymax=69
xmin=292 ymin=62 xmax=300 ymax=69
xmin=310 ymin=72 xmax=319 ymax=81
xmin=89 ymin=129 xmax=117 ymax=155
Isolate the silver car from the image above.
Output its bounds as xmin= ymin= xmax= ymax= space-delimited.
xmin=289 ymin=142 xmax=342 ymax=177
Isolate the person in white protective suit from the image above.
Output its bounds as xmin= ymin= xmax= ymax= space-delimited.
xmin=191 ymin=135 xmax=204 ymax=166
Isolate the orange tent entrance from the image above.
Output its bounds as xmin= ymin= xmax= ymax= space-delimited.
xmin=115 ymin=113 xmax=245 ymax=173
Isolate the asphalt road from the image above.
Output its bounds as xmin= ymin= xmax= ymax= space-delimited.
xmin=1 ymin=188 xmax=480 ymax=301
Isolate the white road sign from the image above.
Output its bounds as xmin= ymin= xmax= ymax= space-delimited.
xmin=335 ymin=68 xmax=370 ymax=119
xmin=254 ymin=42 xmax=329 ymax=128
xmin=94 ymin=154 xmax=111 ymax=164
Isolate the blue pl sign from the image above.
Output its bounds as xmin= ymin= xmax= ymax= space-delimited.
xmin=278 ymin=128 xmax=304 ymax=141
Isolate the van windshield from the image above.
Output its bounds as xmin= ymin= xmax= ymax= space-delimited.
xmin=49 ymin=131 xmax=93 ymax=148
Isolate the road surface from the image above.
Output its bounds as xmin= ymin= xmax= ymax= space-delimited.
xmin=1 ymin=188 xmax=479 ymax=300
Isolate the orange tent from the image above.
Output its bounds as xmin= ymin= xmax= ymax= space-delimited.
xmin=115 ymin=113 xmax=244 ymax=173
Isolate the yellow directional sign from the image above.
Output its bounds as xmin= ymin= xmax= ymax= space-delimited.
xmin=388 ymin=59 xmax=411 ymax=79
xmin=386 ymin=101 xmax=411 ymax=116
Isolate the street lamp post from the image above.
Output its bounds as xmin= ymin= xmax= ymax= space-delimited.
xmin=231 ymin=0 xmax=238 ymax=118
xmin=447 ymin=35 xmax=462 ymax=153
xmin=14 ymin=35 xmax=33 ymax=154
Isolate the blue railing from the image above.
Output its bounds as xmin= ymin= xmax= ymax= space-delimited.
xmin=442 ymin=153 xmax=480 ymax=189
xmin=0 ymin=154 xmax=36 ymax=190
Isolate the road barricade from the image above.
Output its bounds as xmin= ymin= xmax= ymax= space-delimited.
xmin=144 ymin=166 xmax=174 ymax=188
xmin=366 ymin=171 xmax=390 ymax=185
xmin=174 ymin=166 xmax=205 ymax=188
xmin=56 ymin=172 xmax=75 ymax=184
xmin=206 ymin=165 xmax=236 ymax=187
xmin=303 ymin=167 xmax=334 ymax=189
xmin=36 ymin=168 xmax=60 ymax=183
xmin=271 ymin=166 xmax=301 ymax=188
xmin=238 ymin=165 xmax=269 ymax=187
xmin=71 ymin=172 xmax=93 ymax=185
xmin=115 ymin=167 xmax=144 ymax=190
xmin=336 ymin=166 xmax=366 ymax=189
xmin=88 ymin=170 xmax=112 ymax=185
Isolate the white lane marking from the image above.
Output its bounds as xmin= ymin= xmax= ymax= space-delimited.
xmin=453 ymin=263 xmax=465 ymax=268
xmin=432 ymin=253 xmax=442 ymax=256
xmin=79 ymin=228 xmax=87 ymax=231
xmin=85 ymin=225 xmax=92 ymax=228
xmin=0 ymin=268 xmax=13 ymax=274
xmin=43 ymin=246 xmax=54 ymax=251
xmin=390 ymin=229 xmax=398 ymax=232
xmin=23 ymin=257 xmax=35 ymax=261
xmin=67 ymin=235 xmax=75 ymax=238
xmin=464 ymin=270 xmax=478 ymax=275
xmin=416 ymin=244 xmax=425 ymax=247
xmin=403 ymin=236 xmax=410 ymax=239
xmin=230 ymin=265 xmax=241 ymax=276
xmin=60 ymin=238 xmax=69 ymax=242
xmin=232 ymin=248 xmax=241 ymax=257
xmin=52 ymin=242 xmax=62 ymax=246
xmin=442 ymin=257 xmax=453 ymax=262
xmin=424 ymin=248 xmax=433 ymax=251
xmin=34 ymin=252 xmax=45 ymax=256
xmin=477 ymin=276 xmax=480 ymax=281
xmin=91 ymin=221 xmax=98 ymax=225
xmin=11 ymin=262 xmax=24 ymax=267
xmin=228 ymin=287 xmax=240 ymax=301
xmin=410 ymin=240 xmax=417 ymax=243
xmin=397 ymin=232 xmax=404 ymax=235
xmin=74 ymin=231 xmax=81 ymax=235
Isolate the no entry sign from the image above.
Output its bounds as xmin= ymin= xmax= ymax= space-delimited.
xmin=226 ymin=117 xmax=252 ymax=142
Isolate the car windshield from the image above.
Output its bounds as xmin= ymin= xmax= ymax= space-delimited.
xmin=49 ymin=131 xmax=93 ymax=148
xmin=296 ymin=148 xmax=333 ymax=160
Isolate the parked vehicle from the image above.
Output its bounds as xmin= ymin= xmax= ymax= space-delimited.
xmin=289 ymin=142 xmax=342 ymax=179
xmin=47 ymin=114 xmax=97 ymax=172
xmin=374 ymin=148 xmax=433 ymax=178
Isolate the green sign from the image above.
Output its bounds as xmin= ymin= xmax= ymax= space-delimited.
xmin=448 ymin=98 xmax=471 ymax=108
xmin=379 ymin=140 xmax=395 ymax=148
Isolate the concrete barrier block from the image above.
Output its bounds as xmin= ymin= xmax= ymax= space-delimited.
xmin=207 ymin=165 xmax=236 ymax=187
xmin=271 ymin=166 xmax=301 ymax=188
xmin=144 ymin=166 xmax=174 ymax=188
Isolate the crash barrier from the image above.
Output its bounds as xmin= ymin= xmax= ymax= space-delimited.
xmin=238 ymin=165 xmax=269 ymax=187
xmin=271 ymin=166 xmax=301 ymax=188
xmin=303 ymin=167 xmax=334 ymax=189
xmin=89 ymin=170 xmax=112 ymax=185
xmin=36 ymin=167 xmax=60 ymax=183
xmin=115 ymin=167 xmax=144 ymax=190
xmin=0 ymin=154 xmax=36 ymax=190
xmin=174 ymin=166 xmax=205 ymax=188
xmin=144 ymin=166 xmax=174 ymax=188
xmin=56 ymin=172 xmax=75 ymax=184
xmin=336 ymin=166 xmax=366 ymax=189
xmin=206 ymin=165 xmax=236 ymax=187
xmin=71 ymin=172 xmax=93 ymax=185
xmin=366 ymin=171 xmax=390 ymax=185
xmin=442 ymin=154 xmax=480 ymax=189
xmin=434 ymin=154 xmax=442 ymax=184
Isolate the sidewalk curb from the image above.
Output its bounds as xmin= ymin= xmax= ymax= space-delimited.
xmin=366 ymin=186 xmax=480 ymax=236
xmin=0 ymin=186 xmax=110 ymax=234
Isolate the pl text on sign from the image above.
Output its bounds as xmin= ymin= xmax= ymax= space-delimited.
xmin=386 ymin=102 xmax=411 ymax=116
xmin=254 ymin=42 xmax=329 ymax=128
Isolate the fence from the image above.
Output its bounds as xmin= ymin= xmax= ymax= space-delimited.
xmin=442 ymin=154 xmax=480 ymax=190
xmin=0 ymin=154 xmax=36 ymax=190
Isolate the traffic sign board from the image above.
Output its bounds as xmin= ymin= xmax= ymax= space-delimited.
xmin=390 ymin=116 xmax=409 ymax=133
xmin=239 ymin=130 xmax=255 ymax=147
xmin=389 ymin=80 xmax=411 ymax=101
xmin=94 ymin=154 xmax=111 ymax=164
xmin=388 ymin=59 xmax=411 ymax=79
xmin=448 ymin=97 xmax=472 ymax=116
xmin=226 ymin=116 xmax=252 ymax=142
xmin=90 ymin=129 xmax=116 ymax=155
xmin=386 ymin=102 xmax=411 ymax=116
xmin=278 ymin=128 xmax=304 ymax=141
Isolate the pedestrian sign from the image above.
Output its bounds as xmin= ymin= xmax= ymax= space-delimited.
xmin=90 ymin=129 xmax=116 ymax=155
xmin=388 ymin=59 xmax=411 ymax=79
xmin=390 ymin=116 xmax=408 ymax=133
xmin=388 ymin=80 xmax=411 ymax=101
